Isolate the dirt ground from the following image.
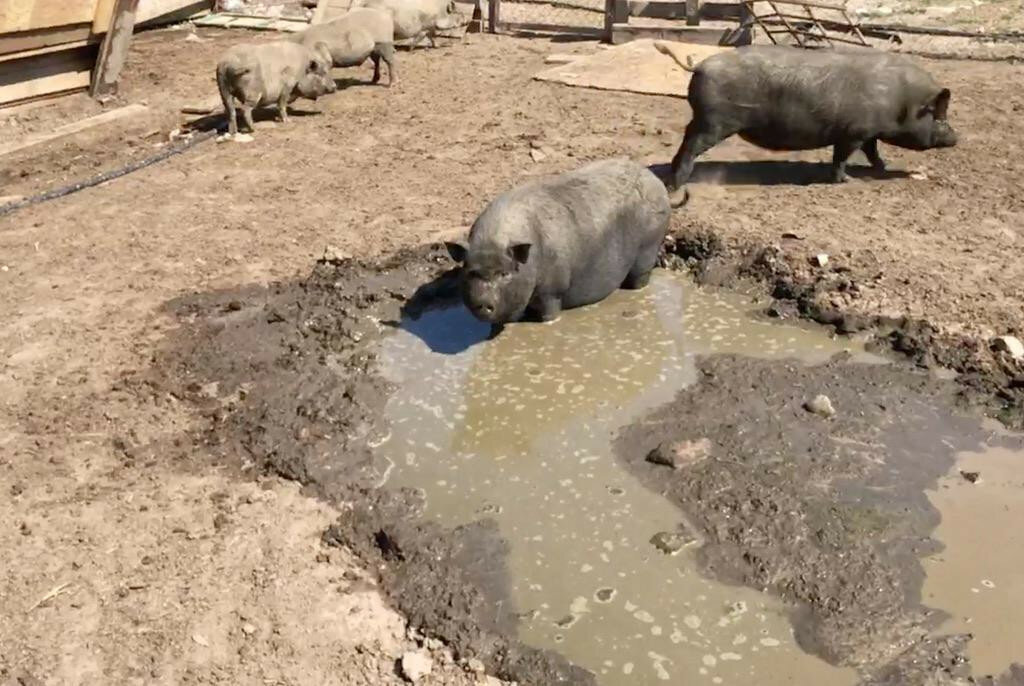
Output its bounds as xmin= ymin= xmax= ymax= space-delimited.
xmin=2 ymin=16 xmax=1024 ymax=686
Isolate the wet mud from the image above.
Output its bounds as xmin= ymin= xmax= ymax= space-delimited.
xmin=147 ymin=244 xmax=1024 ymax=685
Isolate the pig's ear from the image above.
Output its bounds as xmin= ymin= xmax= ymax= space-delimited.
xmin=934 ymin=88 xmax=950 ymax=120
xmin=508 ymin=242 xmax=531 ymax=264
xmin=445 ymin=241 xmax=468 ymax=263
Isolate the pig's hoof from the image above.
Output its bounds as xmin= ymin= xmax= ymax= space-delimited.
xmin=668 ymin=187 xmax=689 ymax=208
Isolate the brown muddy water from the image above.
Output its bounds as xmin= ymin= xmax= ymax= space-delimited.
xmin=924 ymin=437 xmax=1024 ymax=679
xmin=376 ymin=272 xmax=876 ymax=685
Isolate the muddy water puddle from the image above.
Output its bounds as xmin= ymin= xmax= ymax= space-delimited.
xmin=924 ymin=437 xmax=1024 ymax=678
xmin=377 ymin=272 xmax=873 ymax=684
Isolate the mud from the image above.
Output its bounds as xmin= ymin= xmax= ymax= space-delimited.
xmin=148 ymin=245 xmax=593 ymax=684
xmin=615 ymin=353 xmax=1024 ymax=683
xmin=149 ymin=243 xmax=1024 ymax=685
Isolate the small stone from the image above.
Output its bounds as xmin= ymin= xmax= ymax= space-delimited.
xmin=992 ymin=335 xmax=1024 ymax=360
xmin=191 ymin=633 xmax=209 ymax=647
xmin=400 ymin=651 xmax=433 ymax=682
xmin=232 ymin=133 xmax=254 ymax=144
xmin=466 ymin=657 xmax=485 ymax=674
xmin=910 ymin=170 xmax=929 ymax=180
xmin=594 ymin=587 xmax=617 ymax=603
xmin=241 ymin=622 xmax=256 ymax=635
xmin=529 ymin=148 xmax=548 ymax=162
xmin=650 ymin=530 xmax=697 ymax=555
xmin=322 ymin=245 xmax=350 ymax=263
xmin=645 ymin=439 xmax=711 ymax=469
xmin=959 ymin=470 xmax=981 ymax=484
xmin=811 ymin=253 xmax=829 ymax=267
xmin=804 ymin=394 xmax=835 ymax=418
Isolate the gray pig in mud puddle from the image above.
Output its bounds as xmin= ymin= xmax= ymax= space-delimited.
xmin=354 ymin=0 xmax=463 ymax=48
xmin=656 ymin=44 xmax=958 ymax=207
xmin=216 ymin=41 xmax=337 ymax=136
xmin=289 ymin=8 xmax=398 ymax=86
xmin=445 ymin=158 xmax=671 ymax=325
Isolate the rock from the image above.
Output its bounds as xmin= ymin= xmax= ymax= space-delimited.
xmin=466 ymin=657 xmax=486 ymax=674
xmin=400 ymin=651 xmax=433 ymax=683
xmin=910 ymin=170 xmax=929 ymax=180
xmin=191 ymin=633 xmax=209 ymax=647
xmin=650 ymin=530 xmax=698 ymax=555
xmin=959 ymin=470 xmax=981 ymax=484
xmin=811 ymin=253 xmax=829 ymax=267
xmin=645 ymin=438 xmax=711 ymax=469
xmin=241 ymin=622 xmax=256 ymax=635
xmin=232 ymin=133 xmax=254 ymax=144
xmin=529 ymin=147 xmax=548 ymax=162
xmin=322 ymin=245 xmax=351 ymax=264
xmin=804 ymin=394 xmax=835 ymax=418
xmin=992 ymin=335 xmax=1024 ymax=360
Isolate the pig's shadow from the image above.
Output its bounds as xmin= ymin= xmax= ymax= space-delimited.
xmin=381 ymin=269 xmax=497 ymax=355
xmin=647 ymin=161 xmax=911 ymax=187
xmin=332 ymin=76 xmax=388 ymax=90
xmin=187 ymin=108 xmax=326 ymax=133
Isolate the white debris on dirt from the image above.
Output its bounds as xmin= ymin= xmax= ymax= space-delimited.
xmin=992 ymin=335 xmax=1024 ymax=360
xmin=401 ymin=651 xmax=434 ymax=682
xmin=804 ymin=395 xmax=836 ymax=418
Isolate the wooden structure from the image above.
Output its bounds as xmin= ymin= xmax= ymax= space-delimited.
xmin=0 ymin=0 xmax=209 ymax=108
xmin=604 ymin=0 xmax=747 ymax=45
xmin=742 ymin=0 xmax=868 ymax=46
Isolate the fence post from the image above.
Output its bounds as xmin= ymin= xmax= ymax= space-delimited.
xmin=488 ymin=0 xmax=500 ymax=32
xmin=686 ymin=0 xmax=700 ymax=25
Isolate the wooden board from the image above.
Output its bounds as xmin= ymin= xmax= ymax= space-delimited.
xmin=90 ymin=0 xmax=140 ymax=98
xmin=0 ymin=43 xmax=97 ymax=107
xmin=0 ymin=103 xmax=149 ymax=155
xmin=610 ymin=22 xmax=726 ymax=44
xmin=0 ymin=0 xmax=99 ymax=34
xmin=533 ymin=38 xmax=728 ymax=98
xmin=0 ymin=24 xmax=94 ymax=56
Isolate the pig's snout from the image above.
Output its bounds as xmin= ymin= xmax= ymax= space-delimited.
xmin=469 ymin=300 xmax=497 ymax=321
xmin=933 ymin=120 xmax=957 ymax=148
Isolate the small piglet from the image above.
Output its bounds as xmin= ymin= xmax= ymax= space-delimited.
xmin=216 ymin=41 xmax=337 ymax=136
xmin=446 ymin=158 xmax=671 ymax=325
xmin=290 ymin=8 xmax=398 ymax=86
xmin=659 ymin=44 xmax=959 ymax=206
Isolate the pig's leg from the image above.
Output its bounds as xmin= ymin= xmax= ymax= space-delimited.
xmin=533 ymin=295 xmax=562 ymax=322
xmin=861 ymin=138 xmax=886 ymax=172
xmin=623 ymin=246 xmax=658 ymax=290
xmin=241 ymin=105 xmax=255 ymax=133
xmin=277 ymin=90 xmax=290 ymax=124
xmin=370 ymin=54 xmax=382 ymax=84
xmin=669 ymin=118 xmax=731 ymax=204
xmin=830 ymin=140 xmax=863 ymax=182
xmin=224 ymin=98 xmax=238 ymax=136
xmin=375 ymin=43 xmax=397 ymax=86
xmin=426 ymin=29 xmax=437 ymax=48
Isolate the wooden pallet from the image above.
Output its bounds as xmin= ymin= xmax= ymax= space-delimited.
xmin=741 ymin=0 xmax=868 ymax=47
xmin=193 ymin=12 xmax=311 ymax=31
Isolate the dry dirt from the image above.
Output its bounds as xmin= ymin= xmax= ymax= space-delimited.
xmin=1 ymin=18 xmax=1023 ymax=685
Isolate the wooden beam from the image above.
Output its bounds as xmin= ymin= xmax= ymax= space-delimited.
xmin=625 ymin=1 xmax=741 ymax=22
xmin=685 ymin=0 xmax=700 ymax=25
xmin=0 ymin=24 xmax=93 ymax=57
xmin=497 ymin=21 xmax=606 ymax=36
xmin=488 ymin=0 xmax=500 ymax=33
xmin=90 ymin=0 xmax=140 ymax=100
xmin=0 ymin=44 xmax=97 ymax=108
xmin=610 ymin=22 xmax=726 ymax=44
xmin=0 ymin=104 xmax=149 ymax=156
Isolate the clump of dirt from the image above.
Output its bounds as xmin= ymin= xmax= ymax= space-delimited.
xmin=614 ymin=352 xmax=1024 ymax=683
xmin=661 ymin=229 xmax=1024 ymax=430
xmin=145 ymin=246 xmax=595 ymax=685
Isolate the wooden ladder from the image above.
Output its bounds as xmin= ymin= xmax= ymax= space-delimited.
xmin=741 ymin=0 xmax=868 ymax=47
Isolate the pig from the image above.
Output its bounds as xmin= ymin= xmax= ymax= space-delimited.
xmin=290 ymin=8 xmax=398 ymax=86
xmin=445 ymin=158 xmax=671 ymax=325
xmin=657 ymin=44 xmax=958 ymax=207
xmin=216 ymin=41 xmax=337 ymax=136
xmin=354 ymin=0 xmax=463 ymax=48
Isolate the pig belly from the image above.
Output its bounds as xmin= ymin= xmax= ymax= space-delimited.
xmin=736 ymin=124 xmax=837 ymax=152
xmin=560 ymin=254 xmax=634 ymax=309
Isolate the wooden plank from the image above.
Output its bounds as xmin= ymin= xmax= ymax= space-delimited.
xmin=0 ymin=24 xmax=94 ymax=57
xmin=93 ymin=0 xmax=119 ymax=33
xmin=0 ymin=0 xmax=98 ymax=33
xmin=136 ymin=0 xmax=210 ymax=25
xmin=90 ymin=0 xmax=140 ymax=99
xmin=488 ymin=0 xmax=500 ymax=33
xmin=498 ymin=21 xmax=606 ymax=36
xmin=626 ymin=0 xmax=741 ymax=20
xmin=0 ymin=103 xmax=149 ymax=156
xmin=0 ymin=45 xmax=97 ymax=107
xmin=610 ymin=22 xmax=726 ymax=44
xmin=685 ymin=0 xmax=699 ymax=25
xmin=0 ymin=39 xmax=93 ymax=63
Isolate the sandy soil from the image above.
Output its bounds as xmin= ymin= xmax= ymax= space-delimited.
xmin=1 ymin=18 xmax=1023 ymax=685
